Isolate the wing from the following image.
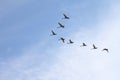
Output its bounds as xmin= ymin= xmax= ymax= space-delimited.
xmin=83 ymin=43 xmax=86 ymax=46
xmin=58 ymin=22 xmax=62 ymax=26
xmin=63 ymin=13 xmax=67 ymax=17
xmin=93 ymin=44 xmax=95 ymax=48
xmin=51 ymin=30 xmax=56 ymax=35
xmin=103 ymin=48 xmax=109 ymax=52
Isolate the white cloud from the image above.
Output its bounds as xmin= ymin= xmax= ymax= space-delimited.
xmin=38 ymin=1 xmax=120 ymax=80
xmin=1 ymin=1 xmax=120 ymax=80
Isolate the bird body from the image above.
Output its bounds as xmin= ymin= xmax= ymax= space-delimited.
xmin=67 ymin=39 xmax=74 ymax=44
xmin=92 ymin=44 xmax=97 ymax=49
xmin=63 ymin=13 xmax=70 ymax=19
xmin=58 ymin=22 xmax=64 ymax=28
xmin=102 ymin=48 xmax=109 ymax=52
xmin=59 ymin=37 xmax=65 ymax=43
xmin=80 ymin=43 xmax=87 ymax=47
xmin=51 ymin=30 xmax=56 ymax=36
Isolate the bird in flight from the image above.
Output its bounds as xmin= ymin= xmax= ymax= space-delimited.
xmin=59 ymin=37 xmax=65 ymax=43
xmin=67 ymin=39 xmax=74 ymax=44
xmin=50 ymin=30 xmax=57 ymax=36
xmin=57 ymin=22 xmax=65 ymax=28
xmin=63 ymin=13 xmax=70 ymax=19
xmin=102 ymin=48 xmax=109 ymax=53
xmin=92 ymin=44 xmax=97 ymax=49
xmin=80 ymin=43 xmax=87 ymax=47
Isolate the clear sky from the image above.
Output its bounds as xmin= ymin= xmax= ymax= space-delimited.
xmin=0 ymin=0 xmax=120 ymax=80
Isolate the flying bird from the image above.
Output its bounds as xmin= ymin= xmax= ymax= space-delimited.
xmin=63 ymin=13 xmax=70 ymax=19
xmin=50 ymin=30 xmax=57 ymax=36
xmin=67 ymin=39 xmax=74 ymax=44
xmin=80 ymin=43 xmax=87 ymax=47
xmin=58 ymin=22 xmax=64 ymax=28
xmin=92 ymin=44 xmax=97 ymax=49
xmin=59 ymin=37 xmax=65 ymax=43
xmin=102 ymin=48 xmax=109 ymax=53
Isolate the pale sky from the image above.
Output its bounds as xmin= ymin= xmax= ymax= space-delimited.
xmin=0 ymin=0 xmax=120 ymax=80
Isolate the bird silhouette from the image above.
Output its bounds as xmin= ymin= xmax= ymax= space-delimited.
xmin=63 ymin=13 xmax=70 ymax=19
xmin=50 ymin=30 xmax=57 ymax=36
xmin=92 ymin=44 xmax=97 ymax=49
xmin=59 ymin=37 xmax=65 ymax=43
xmin=80 ymin=43 xmax=87 ymax=47
xmin=102 ymin=48 xmax=109 ymax=53
xmin=57 ymin=22 xmax=64 ymax=28
xmin=67 ymin=39 xmax=74 ymax=44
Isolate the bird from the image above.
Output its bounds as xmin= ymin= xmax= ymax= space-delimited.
xmin=63 ymin=13 xmax=70 ymax=19
xmin=57 ymin=22 xmax=65 ymax=28
xmin=80 ymin=43 xmax=87 ymax=47
xmin=92 ymin=44 xmax=97 ymax=49
xmin=50 ymin=30 xmax=57 ymax=36
xmin=67 ymin=39 xmax=74 ymax=44
xmin=102 ymin=48 xmax=109 ymax=53
xmin=59 ymin=37 xmax=65 ymax=43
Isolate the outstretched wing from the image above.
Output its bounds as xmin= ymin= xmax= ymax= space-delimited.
xmin=93 ymin=44 xmax=97 ymax=49
xmin=51 ymin=30 xmax=56 ymax=35
xmin=63 ymin=13 xmax=69 ymax=19
xmin=102 ymin=48 xmax=109 ymax=52
xmin=83 ymin=43 xmax=87 ymax=46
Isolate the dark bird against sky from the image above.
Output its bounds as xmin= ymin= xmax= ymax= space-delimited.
xmin=58 ymin=22 xmax=65 ymax=28
xmin=63 ymin=13 xmax=70 ymax=19
xmin=80 ymin=43 xmax=87 ymax=47
xmin=51 ymin=30 xmax=57 ymax=36
xmin=102 ymin=48 xmax=109 ymax=53
xmin=92 ymin=44 xmax=98 ymax=49
xmin=67 ymin=39 xmax=74 ymax=44
xmin=59 ymin=37 xmax=65 ymax=43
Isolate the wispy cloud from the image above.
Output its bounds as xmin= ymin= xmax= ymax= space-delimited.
xmin=0 ymin=0 xmax=120 ymax=80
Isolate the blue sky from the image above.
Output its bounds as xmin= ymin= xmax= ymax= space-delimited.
xmin=0 ymin=0 xmax=120 ymax=80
